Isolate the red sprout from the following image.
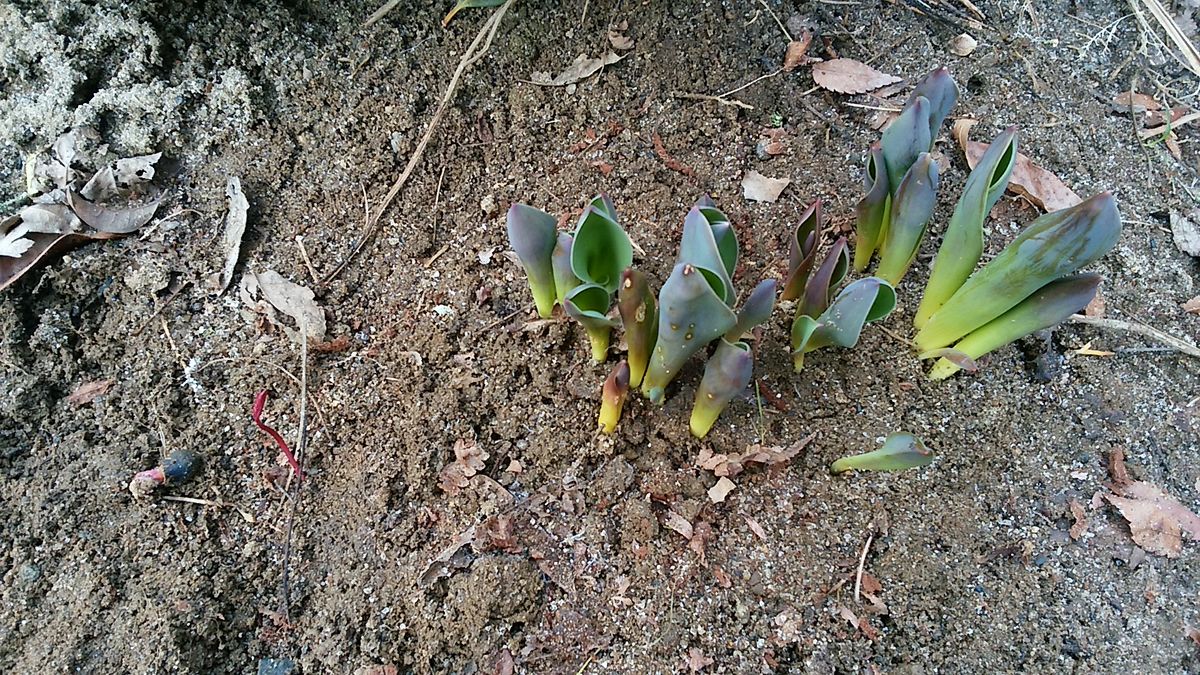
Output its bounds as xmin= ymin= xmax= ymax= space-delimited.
xmin=252 ymin=390 xmax=305 ymax=481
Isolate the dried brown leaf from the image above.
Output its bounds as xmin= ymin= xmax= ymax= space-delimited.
xmin=783 ymin=32 xmax=814 ymax=71
xmin=607 ymin=25 xmax=634 ymax=51
xmin=67 ymin=189 xmax=161 ymax=234
xmin=418 ymin=525 xmax=477 ymax=587
xmin=1186 ymin=625 xmax=1200 ymax=647
xmin=664 ymin=510 xmax=694 ymax=540
xmin=1105 ymin=481 xmax=1200 ymax=557
xmin=530 ymin=52 xmax=627 ymax=86
xmin=1108 ymin=447 xmax=1131 ymax=488
xmin=708 ymin=477 xmax=736 ymax=504
xmin=1112 ymin=91 xmax=1162 ymax=113
xmin=684 ymin=646 xmax=714 ymax=672
xmin=744 ymin=515 xmax=767 ymax=540
xmin=1084 ymin=288 xmax=1106 ymax=317
xmin=239 ymin=270 xmax=327 ymax=343
xmin=1069 ymin=499 xmax=1088 ymax=540
xmin=1170 ymin=211 xmax=1200 ymax=257
xmin=66 ymin=379 xmax=114 ymax=406
xmin=959 ymin=132 xmax=1081 ymax=212
xmin=0 ymin=227 xmax=119 ymax=294
xmin=217 ymin=176 xmax=249 ymax=293
xmin=811 ymin=58 xmax=901 ymax=94
xmin=859 ymin=572 xmax=882 ymax=595
xmin=689 ymin=521 xmax=713 ymax=564
xmin=949 ymin=33 xmax=978 ymax=57
xmin=1183 ymin=295 xmax=1200 ymax=315
xmin=742 ymin=170 xmax=790 ymax=202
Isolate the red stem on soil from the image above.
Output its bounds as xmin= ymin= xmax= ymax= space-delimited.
xmin=252 ymin=390 xmax=305 ymax=482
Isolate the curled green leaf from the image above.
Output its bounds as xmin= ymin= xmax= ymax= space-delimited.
xmin=875 ymin=152 xmax=939 ymax=285
xmin=853 ymin=146 xmax=891 ymax=272
xmin=642 ymin=263 xmax=736 ymax=403
xmin=679 ymin=202 xmax=738 ymax=306
xmin=916 ymin=127 xmax=1018 ymax=329
xmin=907 ymin=68 xmax=958 ymax=140
xmin=915 ymin=192 xmax=1121 ymax=353
xmin=552 ymin=232 xmax=579 ymax=305
xmin=570 ymin=197 xmax=632 ymax=294
xmin=690 ymin=340 xmax=753 ymax=438
xmin=506 ymin=203 xmax=558 ymax=318
xmin=791 ymin=276 xmax=896 ymax=371
xmin=880 ymin=96 xmax=933 ymax=192
xmin=782 ymin=200 xmax=823 ymax=300
xmin=925 ymin=274 xmax=1101 ymax=380
xmin=727 ymin=279 xmax=777 ymax=342
xmin=564 ymin=283 xmax=620 ymax=362
xmin=798 ymin=237 xmax=849 ymax=320
xmin=830 ymin=432 xmax=934 ymax=474
xmin=617 ymin=268 xmax=658 ymax=388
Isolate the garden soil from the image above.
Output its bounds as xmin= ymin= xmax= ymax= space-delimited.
xmin=2 ymin=1 xmax=1199 ymax=673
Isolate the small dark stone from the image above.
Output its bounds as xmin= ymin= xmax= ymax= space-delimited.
xmin=162 ymin=449 xmax=201 ymax=484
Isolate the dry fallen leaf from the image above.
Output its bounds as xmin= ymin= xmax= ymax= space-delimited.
xmin=708 ymin=477 xmax=736 ymax=504
xmin=66 ymin=379 xmax=114 ymax=406
xmin=957 ymin=125 xmax=1081 ymax=212
xmin=1107 ymin=447 xmax=1131 ymax=488
xmin=1170 ymin=211 xmax=1200 ymax=257
xmin=689 ymin=521 xmax=712 ymax=564
xmin=114 ymin=152 xmax=162 ymax=185
xmin=1184 ymin=295 xmax=1200 ymax=315
xmin=1186 ymin=625 xmax=1200 ymax=647
xmin=949 ymin=33 xmax=978 ymax=57
xmin=216 ymin=176 xmax=249 ymax=293
xmin=783 ymin=32 xmax=814 ymax=71
xmin=1112 ymin=91 xmax=1162 ymax=114
xmin=696 ymin=434 xmax=813 ymax=478
xmin=67 ymin=189 xmax=160 ymax=234
xmin=1069 ymin=499 xmax=1088 ymax=540
xmin=744 ymin=515 xmax=767 ymax=540
xmin=418 ymin=525 xmax=477 ymax=587
xmin=530 ymin=52 xmax=627 ymax=86
xmin=437 ymin=439 xmax=489 ymax=495
xmin=811 ymin=58 xmax=901 ymax=95
xmin=684 ymin=646 xmax=714 ymax=672
xmin=1084 ymin=287 xmax=1106 ymax=317
xmin=742 ymin=170 xmax=791 ymax=203
xmin=1105 ymin=481 xmax=1200 ymax=558
xmin=663 ymin=511 xmax=694 ymax=540
xmin=239 ymin=269 xmax=327 ymax=343
xmin=607 ymin=21 xmax=634 ymax=50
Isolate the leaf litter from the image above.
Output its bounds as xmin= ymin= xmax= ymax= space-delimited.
xmin=530 ymin=52 xmax=627 ymax=86
xmin=214 ymin=176 xmax=250 ymax=292
xmin=239 ymin=270 xmax=327 ymax=344
xmin=953 ymin=119 xmax=1081 ymax=212
xmin=1105 ymin=482 xmax=1200 ymax=558
xmin=437 ymin=438 xmax=490 ymax=495
xmin=742 ymin=170 xmax=791 ymax=202
xmin=811 ymin=58 xmax=901 ymax=95
xmin=66 ymin=379 xmax=115 ymax=406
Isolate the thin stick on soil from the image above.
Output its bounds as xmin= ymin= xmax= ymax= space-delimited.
xmin=1069 ymin=314 xmax=1200 ymax=358
xmin=132 ymin=281 xmax=192 ymax=337
xmin=854 ymin=531 xmax=874 ymax=604
xmin=325 ymin=0 xmax=516 ymax=286
xmin=278 ymin=325 xmax=310 ymax=620
xmin=295 ymin=236 xmax=321 ymax=285
xmin=719 ymin=67 xmax=785 ymax=98
xmin=758 ymin=0 xmax=794 ymax=41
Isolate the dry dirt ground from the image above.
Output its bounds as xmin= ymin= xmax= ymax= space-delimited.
xmin=2 ymin=0 xmax=1200 ymax=673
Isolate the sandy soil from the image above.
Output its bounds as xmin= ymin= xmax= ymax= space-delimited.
xmin=1 ymin=0 xmax=1199 ymax=673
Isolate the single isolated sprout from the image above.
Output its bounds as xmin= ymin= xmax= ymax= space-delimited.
xmin=505 ymin=203 xmax=559 ymax=318
xmin=830 ymin=432 xmax=933 ymax=474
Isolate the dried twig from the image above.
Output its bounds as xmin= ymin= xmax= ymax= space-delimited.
xmin=1070 ymin=314 xmax=1200 ymax=358
xmin=363 ymin=0 xmax=402 ymax=27
xmin=1137 ymin=0 xmax=1200 ymax=76
xmin=758 ymin=0 xmax=794 ymax=41
xmin=854 ymin=532 xmax=874 ymax=604
xmin=326 ymin=0 xmax=516 ymax=285
xmin=671 ymin=91 xmax=754 ymax=110
xmin=278 ymin=326 xmax=309 ymax=620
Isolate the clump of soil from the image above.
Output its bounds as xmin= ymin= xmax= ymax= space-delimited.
xmin=1 ymin=1 xmax=1198 ymax=673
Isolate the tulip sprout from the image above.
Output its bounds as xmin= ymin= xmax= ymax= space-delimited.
xmin=855 ymin=68 xmax=958 ymax=282
xmin=598 ymin=361 xmax=630 ymax=434
xmin=830 ymin=432 xmax=933 ymax=474
xmin=505 ymin=195 xmax=633 ymax=361
xmin=786 ymin=206 xmax=896 ymax=372
xmin=914 ymin=192 xmax=1121 ymax=379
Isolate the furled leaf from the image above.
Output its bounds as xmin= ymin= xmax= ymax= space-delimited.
xmin=782 ymin=200 xmax=822 ymax=300
xmin=570 ymin=200 xmax=632 ymax=293
xmin=690 ymin=340 xmax=754 ymax=438
xmin=598 ymin=361 xmax=630 ymax=434
xmin=853 ymin=144 xmax=890 ymax=271
xmin=506 ymin=203 xmax=559 ymax=318
xmin=875 ymin=153 xmax=939 ymax=285
xmin=618 ymin=268 xmax=658 ymax=387
xmin=924 ymin=274 xmax=1100 ymax=379
xmin=642 ymin=263 xmax=737 ymax=403
xmin=798 ymin=237 xmax=849 ymax=319
xmin=564 ymin=283 xmax=620 ymax=362
xmin=957 ymin=125 xmax=1081 ymax=212
xmin=916 ymin=128 xmax=1017 ymax=329
xmin=727 ymin=279 xmax=776 ymax=342
xmin=906 ymin=68 xmax=958 ymax=140
xmin=551 ymin=232 xmax=579 ymax=304
xmin=791 ymin=277 xmax=895 ymax=371
xmin=678 ymin=203 xmax=737 ymax=305
xmin=830 ymin=432 xmax=933 ymax=474
xmin=914 ymin=193 xmax=1121 ymax=352
xmin=880 ymin=96 xmax=933 ymax=193
xmin=811 ymin=58 xmax=901 ymax=94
